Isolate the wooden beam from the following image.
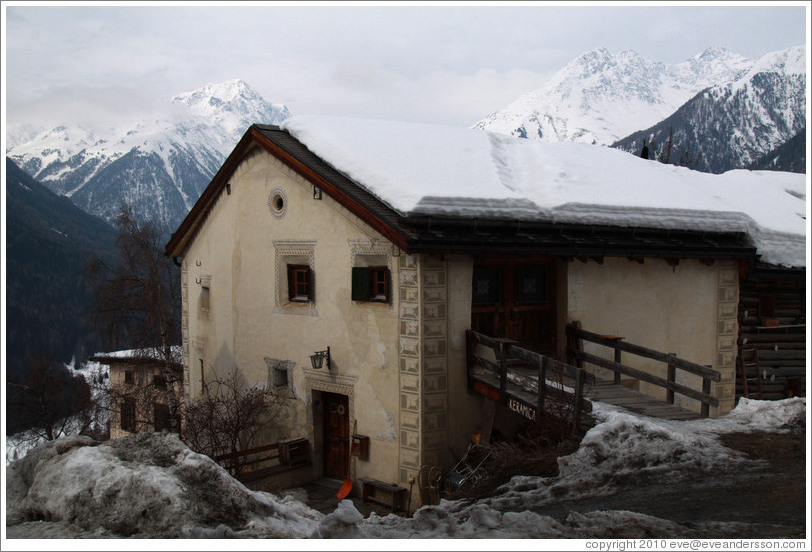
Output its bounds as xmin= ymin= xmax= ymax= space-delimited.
xmin=574 ymin=350 xmax=719 ymax=407
xmin=568 ymin=325 xmax=721 ymax=381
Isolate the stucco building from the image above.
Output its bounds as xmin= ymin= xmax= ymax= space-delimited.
xmin=165 ymin=117 xmax=806 ymax=508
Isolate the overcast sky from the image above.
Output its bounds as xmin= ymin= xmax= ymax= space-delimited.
xmin=2 ymin=2 xmax=809 ymax=135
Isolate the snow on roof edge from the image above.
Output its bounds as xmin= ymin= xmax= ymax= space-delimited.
xmin=281 ymin=115 xmax=807 ymax=269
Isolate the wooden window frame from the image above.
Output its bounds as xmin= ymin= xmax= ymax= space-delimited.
xmin=514 ymin=265 xmax=549 ymax=304
xmin=352 ymin=266 xmax=391 ymax=303
xmin=287 ymin=264 xmax=313 ymax=303
xmin=472 ymin=267 xmax=502 ymax=306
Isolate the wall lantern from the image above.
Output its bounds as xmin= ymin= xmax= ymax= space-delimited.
xmin=313 ymin=186 xmax=323 ymax=200
xmin=310 ymin=347 xmax=331 ymax=369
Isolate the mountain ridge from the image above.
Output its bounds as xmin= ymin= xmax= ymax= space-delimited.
xmin=8 ymin=79 xmax=290 ymax=232
xmin=5 ymin=157 xmax=119 ymax=377
xmin=474 ymin=46 xmax=755 ymax=145
xmin=610 ymin=45 xmax=806 ymax=173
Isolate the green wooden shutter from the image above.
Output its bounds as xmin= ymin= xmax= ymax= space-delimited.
xmin=351 ymin=267 xmax=370 ymax=301
xmin=385 ymin=268 xmax=392 ymax=305
xmin=286 ymin=264 xmax=296 ymax=301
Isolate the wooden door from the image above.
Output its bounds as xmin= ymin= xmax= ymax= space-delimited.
xmin=322 ymin=392 xmax=349 ymax=479
xmin=471 ymin=258 xmax=557 ymax=355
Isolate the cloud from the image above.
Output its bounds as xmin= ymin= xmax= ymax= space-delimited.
xmin=8 ymin=85 xmax=169 ymax=131
xmin=266 ymin=59 xmax=549 ymax=127
xmin=3 ymin=3 xmax=807 ymax=131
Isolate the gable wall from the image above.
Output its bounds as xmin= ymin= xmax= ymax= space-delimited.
xmin=181 ymin=148 xmax=403 ymax=482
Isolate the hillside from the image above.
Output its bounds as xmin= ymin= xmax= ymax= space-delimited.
xmin=5 ymin=157 xmax=118 ymax=377
xmin=611 ymin=46 xmax=806 ymax=173
xmin=747 ymin=127 xmax=806 ymax=173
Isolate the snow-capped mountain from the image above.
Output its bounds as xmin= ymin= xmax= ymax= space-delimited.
xmin=474 ymin=47 xmax=754 ymax=145
xmin=5 ymin=122 xmax=46 ymax=150
xmin=612 ymin=45 xmax=806 ymax=174
xmin=7 ymin=80 xmax=291 ymax=233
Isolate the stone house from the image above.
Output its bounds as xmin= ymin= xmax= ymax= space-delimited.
xmin=90 ymin=353 xmax=182 ymax=440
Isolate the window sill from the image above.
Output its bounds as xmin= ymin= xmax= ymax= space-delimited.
xmin=353 ymin=299 xmax=391 ymax=306
xmin=274 ymin=302 xmax=319 ymax=317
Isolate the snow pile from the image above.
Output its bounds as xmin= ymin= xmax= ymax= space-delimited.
xmin=456 ymin=402 xmax=759 ymax=515
xmin=282 ymin=115 xmax=806 ymax=268
xmin=311 ymin=499 xmax=366 ymax=538
xmin=347 ymin=398 xmax=806 ymax=539
xmin=4 ymin=398 xmax=805 ymax=540
xmin=351 ymin=505 xmax=764 ymax=539
xmin=5 ymin=432 xmax=320 ymax=538
xmin=501 ymin=397 xmax=805 ymax=507
xmin=713 ymin=396 xmax=806 ymax=433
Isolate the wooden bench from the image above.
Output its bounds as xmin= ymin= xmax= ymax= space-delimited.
xmin=359 ymin=477 xmax=407 ymax=513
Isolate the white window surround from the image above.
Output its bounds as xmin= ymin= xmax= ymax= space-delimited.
xmin=273 ymin=240 xmax=318 ymax=316
xmin=268 ymin=188 xmax=288 ymax=219
xmin=198 ymin=275 xmax=211 ymax=313
xmin=265 ymin=357 xmax=295 ymax=395
xmin=348 ymin=239 xmax=395 ymax=307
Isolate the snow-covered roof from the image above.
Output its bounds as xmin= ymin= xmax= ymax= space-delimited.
xmin=281 ymin=115 xmax=807 ymax=268
xmin=89 ymin=346 xmax=183 ymax=365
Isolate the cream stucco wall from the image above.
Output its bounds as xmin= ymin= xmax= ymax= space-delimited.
xmin=182 ymin=148 xmax=403 ymax=484
xmin=567 ymin=257 xmax=738 ymax=416
xmin=180 ymin=144 xmax=740 ymax=504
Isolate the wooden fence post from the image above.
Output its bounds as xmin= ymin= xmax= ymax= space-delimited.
xmin=573 ymin=367 xmax=585 ymax=435
xmin=499 ymin=340 xmax=508 ymax=403
xmin=701 ymin=366 xmax=713 ymax=417
xmin=568 ymin=321 xmax=584 ymax=369
xmin=666 ymin=354 xmax=677 ymax=404
xmin=537 ymin=356 xmax=548 ymax=425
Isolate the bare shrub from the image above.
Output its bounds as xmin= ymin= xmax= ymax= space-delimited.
xmin=182 ymin=368 xmax=287 ymax=475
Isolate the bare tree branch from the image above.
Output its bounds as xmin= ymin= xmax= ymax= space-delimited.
xmin=183 ymin=367 xmax=288 ymax=475
xmin=87 ymin=206 xmax=183 ymax=432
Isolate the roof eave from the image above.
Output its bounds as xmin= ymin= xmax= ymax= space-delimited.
xmin=165 ymin=125 xmax=414 ymax=258
xmin=398 ymin=215 xmax=759 ymax=261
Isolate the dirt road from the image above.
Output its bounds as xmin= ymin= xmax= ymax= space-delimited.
xmin=529 ymin=430 xmax=807 ymax=538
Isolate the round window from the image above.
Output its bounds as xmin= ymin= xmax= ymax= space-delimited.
xmin=268 ymin=188 xmax=287 ymax=218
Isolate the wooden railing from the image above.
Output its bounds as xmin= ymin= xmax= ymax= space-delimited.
xmin=467 ymin=330 xmax=593 ymax=433
xmin=566 ymin=322 xmax=721 ymax=417
xmin=213 ymin=437 xmax=310 ymax=481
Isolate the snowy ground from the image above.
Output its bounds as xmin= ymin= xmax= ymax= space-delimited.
xmin=2 ymin=397 xmax=808 ymax=549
